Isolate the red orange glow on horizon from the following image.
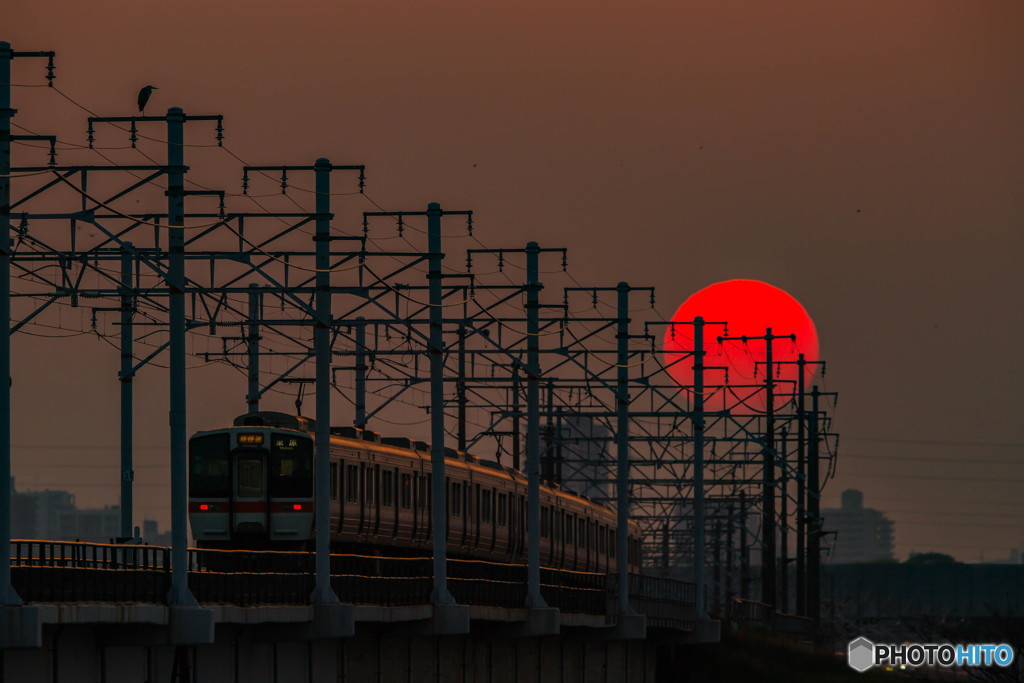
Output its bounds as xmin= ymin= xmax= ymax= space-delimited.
xmin=663 ymin=280 xmax=820 ymax=412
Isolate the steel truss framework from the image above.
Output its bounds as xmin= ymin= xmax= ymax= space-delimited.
xmin=0 ymin=42 xmax=839 ymax=621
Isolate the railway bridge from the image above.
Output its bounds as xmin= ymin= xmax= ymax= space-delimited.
xmin=1 ymin=540 xmax=717 ymax=682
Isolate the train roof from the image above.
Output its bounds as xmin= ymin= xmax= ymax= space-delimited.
xmin=227 ymin=412 xmax=626 ymax=521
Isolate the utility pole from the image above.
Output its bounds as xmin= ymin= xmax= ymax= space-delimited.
xmin=712 ymin=519 xmax=722 ymax=616
xmin=717 ymin=328 xmax=794 ymax=610
xmin=808 ymin=385 xmax=821 ymax=621
xmin=725 ymin=500 xmax=735 ymax=605
xmin=512 ymin=368 xmax=520 ymax=471
xmin=796 ymin=354 xmax=806 ymax=615
xmin=355 ymin=316 xmax=367 ymax=429
xmin=779 ymin=427 xmax=788 ymax=613
xmin=615 ymin=282 xmax=634 ymax=616
xmin=246 ymin=283 xmax=261 ymax=415
xmin=428 ymin=203 xmax=456 ymax=606
xmin=457 ymin=322 xmax=466 ymax=451
xmin=120 ymin=244 xmax=135 ymax=538
xmin=739 ymin=490 xmax=749 ymax=601
xmin=166 ymin=106 xmax=195 ymax=607
xmin=525 ymin=242 xmax=547 ymax=608
xmin=0 ymin=41 xmax=22 ymax=606
xmin=310 ymin=159 xmax=339 ymax=606
xmin=692 ymin=316 xmax=708 ymax=619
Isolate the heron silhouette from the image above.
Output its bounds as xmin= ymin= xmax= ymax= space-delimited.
xmin=137 ymin=85 xmax=158 ymax=114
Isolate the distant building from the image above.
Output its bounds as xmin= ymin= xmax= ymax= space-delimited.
xmin=11 ymin=479 xmax=166 ymax=545
xmin=544 ymin=416 xmax=612 ymax=501
xmin=822 ymin=489 xmax=894 ymax=564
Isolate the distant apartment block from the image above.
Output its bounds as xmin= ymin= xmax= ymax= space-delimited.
xmin=10 ymin=478 xmax=167 ymax=545
xmin=822 ymin=489 xmax=894 ymax=564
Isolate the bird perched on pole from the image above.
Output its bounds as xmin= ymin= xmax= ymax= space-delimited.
xmin=137 ymin=85 xmax=158 ymax=114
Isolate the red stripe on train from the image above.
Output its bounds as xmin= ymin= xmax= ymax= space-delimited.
xmin=188 ymin=502 xmax=310 ymax=513
xmin=188 ymin=501 xmax=266 ymax=513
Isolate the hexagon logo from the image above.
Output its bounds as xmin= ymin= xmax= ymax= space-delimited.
xmin=848 ymin=637 xmax=875 ymax=673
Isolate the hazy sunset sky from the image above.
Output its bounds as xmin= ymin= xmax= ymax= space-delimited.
xmin=6 ymin=1 xmax=1024 ymax=561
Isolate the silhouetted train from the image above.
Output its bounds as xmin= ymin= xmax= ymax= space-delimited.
xmin=188 ymin=411 xmax=642 ymax=573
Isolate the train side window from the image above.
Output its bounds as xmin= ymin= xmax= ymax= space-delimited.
xmin=565 ymin=514 xmax=574 ymax=544
xmin=609 ymin=529 xmax=616 ymax=558
xmin=400 ymin=473 xmax=412 ymax=509
xmin=365 ymin=468 xmax=375 ymax=505
xmin=330 ymin=462 xmax=338 ymax=500
xmin=496 ymin=493 xmax=507 ymax=526
xmin=481 ymin=489 xmax=492 ymax=523
xmin=540 ymin=507 xmax=549 ymax=538
xmin=553 ymin=511 xmax=560 ymax=541
xmin=382 ymin=470 xmax=393 ymax=507
xmin=578 ymin=519 xmax=586 ymax=548
xmin=346 ymin=464 xmax=359 ymax=502
xmin=451 ymin=481 xmax=462 ymax=517
xmin=599 ymin=525 xmax=606 ymax=555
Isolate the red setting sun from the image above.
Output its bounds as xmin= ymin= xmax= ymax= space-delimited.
xmin=663 ymin=280 xmax=820 ymax=412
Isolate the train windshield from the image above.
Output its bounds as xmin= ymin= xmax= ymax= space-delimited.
xmin=269 ymin=434 xmax=314 ymax=498
xmin=189 ymin=433 xmax=231 ymax=498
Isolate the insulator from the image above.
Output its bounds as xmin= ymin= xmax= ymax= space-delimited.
xmin=87 ymin=121 xmax=95 ymax=149
xmin=280 ymin=170 xmax=288 ymax=194
xmin=129 ymin=120 xmax=138 ymax=149
xmin=215 ymin=118 xmax=224 ymax=146
xmin=466 ymin=214 xmax=473 ymax=236
xmin=45 ymin=57 xmax=55 ymax=86
xmin=241 ymin=170 xmax=249 ymax=195
xmin=357 ymin=168 xmax=365 ymax=193
xmin=397 ymin=215 xmax=403 ymax=237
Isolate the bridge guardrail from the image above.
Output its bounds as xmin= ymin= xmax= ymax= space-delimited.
xmin=11 ymin=540 xmax=170 ymax=603
xmin=10 ymin=541 xmax=693 ymax=628
xmin=608 ymin=573 xmax=697 ymax=630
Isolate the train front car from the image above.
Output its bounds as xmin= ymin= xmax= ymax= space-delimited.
xmin=188 ymin=414 xmax=315 ymax=550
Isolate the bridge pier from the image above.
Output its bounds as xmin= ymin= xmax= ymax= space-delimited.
xmin=0 ymin=605 xmax=684 ymax=682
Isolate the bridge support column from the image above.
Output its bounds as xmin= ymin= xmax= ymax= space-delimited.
xmin=0 ymin=605 xmax=41 ymax=649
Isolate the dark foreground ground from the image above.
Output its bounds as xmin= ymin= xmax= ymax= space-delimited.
xmin=660 ymin=626 xmax=903 ymax=683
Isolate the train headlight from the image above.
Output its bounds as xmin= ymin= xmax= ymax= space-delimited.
xmin=237 ymin=433 xmax=264 ymax=446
